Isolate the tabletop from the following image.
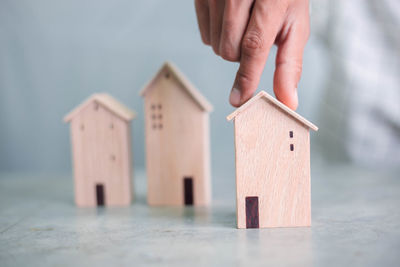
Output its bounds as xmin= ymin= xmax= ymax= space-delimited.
xmin=0 ymin=163 xmax=399 ymax=266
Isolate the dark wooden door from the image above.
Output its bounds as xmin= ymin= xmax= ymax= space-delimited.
xmin=96 ymin=184 xmax=105 ymax=206
xmin=246 ymin=196 xmax=259 ymax=228
xmin=183 ymin=177 xmax=194 ymax=205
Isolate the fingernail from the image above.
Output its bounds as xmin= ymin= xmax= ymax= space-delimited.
xmin=230 ymin=87 xmax=241 ymax=106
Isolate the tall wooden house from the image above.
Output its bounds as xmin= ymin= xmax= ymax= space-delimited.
xmin=140 ymin=62 xmax=212 ymax=206
xmin=227 ymin=91 xmax=318 ymax=228
xmin=64 ymin=93 xmax=135 ymax=207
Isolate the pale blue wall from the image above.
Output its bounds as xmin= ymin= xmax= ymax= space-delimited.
xmin=0 ymin=0 xmax=326 ymax=172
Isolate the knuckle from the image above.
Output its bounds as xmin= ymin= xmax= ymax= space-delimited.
xmin=210 ymin=33 xmax=220 ymax=55
xmin=222 ymin=19 xmax=235 ymax=34
xmin=242 ymin=30 xmax=265 ymax=54
xmin=211 ymin=43 xmax=220 ymax=55
xmin=202 ymin=38 xmax=211 ymax=46
xmin=201 ymin=34 xmax=211 ymax=45
xmin=220 ymin=44 xmax=240 ymax=62
xmin=219 ymin=27 xmax=240 ymax=61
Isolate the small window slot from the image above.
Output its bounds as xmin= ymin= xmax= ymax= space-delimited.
xmin=150 ymin=103 xmax=163 ymax=130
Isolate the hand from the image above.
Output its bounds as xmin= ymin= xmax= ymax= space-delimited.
xmin=195 ymin=0 xmax=310 ymax=110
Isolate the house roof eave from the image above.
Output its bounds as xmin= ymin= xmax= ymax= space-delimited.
xmin=226 ymin=91 xmax=318 ymax=131
xmin=64 ymin=93 xmax=136 ymax=123
xmin=139 ymin=61 xmax=213 ymax=113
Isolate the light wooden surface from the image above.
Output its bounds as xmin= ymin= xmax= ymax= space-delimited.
xmin=141 ymin=63 xmax=211 ymax=206
xmin=1 ymin=165 xmax=400 ymax=267
xmin=65 ymin=94 xmax=134 ymax=207
xmin=228 ymin=91 xmax=317 ymax=228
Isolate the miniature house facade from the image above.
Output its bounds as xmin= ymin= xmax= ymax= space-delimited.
xmin=64 ymin=94 xmax=135 ymax=207
xmin=140 ymin=62 xmax=212 ymax=206
xmin=227 ymin=91 xmax=318 ymax=228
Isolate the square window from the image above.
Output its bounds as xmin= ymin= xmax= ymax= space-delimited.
xmin=289 ymin=131 xmax=293 ymax=138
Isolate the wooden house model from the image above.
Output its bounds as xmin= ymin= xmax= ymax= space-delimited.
xmin=64 ymin=93 xmax=135 ymax=207
xmin=227 ymin=91 xmax=318 ymax=228
xmin=140 ymin=62 xmax=212 ymax=206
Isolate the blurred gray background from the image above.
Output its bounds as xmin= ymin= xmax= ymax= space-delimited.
xmin=1 ymin=0 xmax=398 ymax=174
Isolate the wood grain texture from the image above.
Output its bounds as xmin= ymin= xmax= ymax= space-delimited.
xmin=142 ymin=64 xmax=211 ymax=206
xmin=229 ymin=91 xmax=317 ymax=228
xmin=66 ymin=95 xmax=134 ymax=207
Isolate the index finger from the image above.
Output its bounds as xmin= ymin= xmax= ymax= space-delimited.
xmin=229 ymin=0 xmax=286 ymax=107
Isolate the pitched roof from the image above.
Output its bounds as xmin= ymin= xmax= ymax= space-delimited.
xmin=227 ymin=91 xmax=318 ymax=131
xmin=139 ymin=62 xmax=213 ymax=112
xmin=64 ymin=93 xmax=136 ymax=122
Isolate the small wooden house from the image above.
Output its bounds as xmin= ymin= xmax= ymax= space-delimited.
xmin=140 ymin=62 xmax=212 ymax=206
xmin=64 ymin=93 xmax=135 ymax=207
xmin=227 ymin=91 xmax=318 ymax=228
